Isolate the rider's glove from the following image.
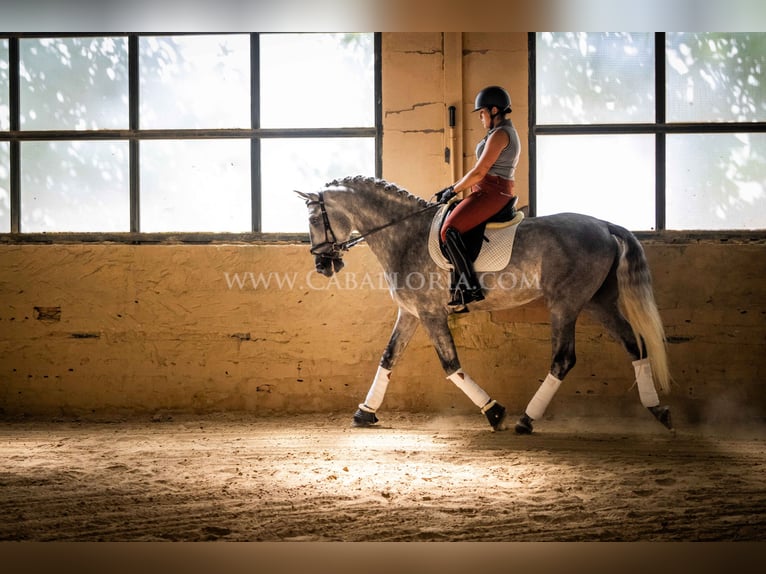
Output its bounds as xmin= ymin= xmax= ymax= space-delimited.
xmin=436 ymin=185 xmax=456 ymax=204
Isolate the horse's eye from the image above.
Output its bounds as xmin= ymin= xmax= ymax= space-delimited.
xmin=309 ymin=217 xmax=320 ymax=226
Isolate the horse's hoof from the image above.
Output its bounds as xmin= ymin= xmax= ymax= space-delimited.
xmin=351 ymin=408 xmax=379 ymax=428
xmin=648 ymin=405 xmax=674 ymax=432
xmin=515 ymin=414 xmax=534 ymax=434
xmin=484 ymin=401 xmax=508 ymax=431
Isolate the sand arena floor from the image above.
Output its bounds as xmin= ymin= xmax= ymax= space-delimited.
xmin=1 ymin=412 xmax=765 ymax=542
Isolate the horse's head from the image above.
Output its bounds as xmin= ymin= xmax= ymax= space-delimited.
xmin=295 ymin=190 xmax=348 ymax=277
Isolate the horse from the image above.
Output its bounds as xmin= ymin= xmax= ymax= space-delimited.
xmin=296 ymin=175 xmax=673 ymax=434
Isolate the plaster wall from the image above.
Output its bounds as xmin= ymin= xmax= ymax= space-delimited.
xmin=0 ymin=240 xmax=764 ymax=422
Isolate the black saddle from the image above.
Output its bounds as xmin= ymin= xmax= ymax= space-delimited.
xmin=439 ymin=196 xmax=518 ymax=262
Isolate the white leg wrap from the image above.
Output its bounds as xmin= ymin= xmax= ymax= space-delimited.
xmin=447 ymin=369 xmax=491 ymax=409
xmin=360 ymin=366 xmax=391 ymax=412
xmin=525 ymin=373 xmax=562 ymax=420
xmin=633 ymin=358 xmax=660 ymax=408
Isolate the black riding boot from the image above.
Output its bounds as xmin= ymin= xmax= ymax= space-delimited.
xmin=443 ymin=227 xmax=485 ymax=310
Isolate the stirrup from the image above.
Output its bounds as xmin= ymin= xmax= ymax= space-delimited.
xmin=447 ymin=286 xmax=484 ymax=312
xmin=448 ymin=303 xmax=470 ymax=314
xmin=447 ymin=288 xmax=469 ymax=312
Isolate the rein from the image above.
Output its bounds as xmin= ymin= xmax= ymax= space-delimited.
xmin=309 ymin=191 xmax=441 ymax=255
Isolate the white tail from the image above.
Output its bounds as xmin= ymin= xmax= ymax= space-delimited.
xmin=611 ymin=228 xmax=671 ymax=393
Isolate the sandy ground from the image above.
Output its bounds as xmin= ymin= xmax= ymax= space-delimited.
xmin=1 ymin=412 xmax=765 ymax=542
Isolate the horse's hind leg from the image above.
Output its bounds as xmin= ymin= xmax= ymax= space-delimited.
xmin=352 ymin=308 xmax=419 ymax=427
xmin=515 ymin=309 xmax=577 ymax=434
xmin=585 ymin=293 xmax=673 ymax=431
xmin=586 ymin=275 xmax=642 ymax=359
xmin=419 ymin=314 xmax=508 ymax=431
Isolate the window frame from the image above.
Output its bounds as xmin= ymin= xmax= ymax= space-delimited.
xmin=528 ymin=32 xmax=766 ymax=236
xmin=0 ymin=32 xmax=382 ymax=243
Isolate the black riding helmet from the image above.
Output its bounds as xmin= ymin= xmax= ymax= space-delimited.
xmin=473 ymin=85 xmax=512 ymax=116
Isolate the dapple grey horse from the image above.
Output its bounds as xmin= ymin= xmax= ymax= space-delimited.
xmin=297 ymin=176 xmax=672 ymax=434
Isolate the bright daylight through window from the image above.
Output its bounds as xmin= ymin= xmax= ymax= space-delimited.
xmin=535 ymin=32 xmax=766 ymax=231
xmin=0 ymin=33 xmax=377 ymax=234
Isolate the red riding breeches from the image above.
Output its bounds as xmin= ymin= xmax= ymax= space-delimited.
xmin=440 ymin=174 xmax=515 ymax=242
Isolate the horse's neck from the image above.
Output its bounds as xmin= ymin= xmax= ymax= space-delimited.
xmin=341 ymin=188 xmax=431 ymax=272
xmin=343 ymin=189 xmax=411 ymax=230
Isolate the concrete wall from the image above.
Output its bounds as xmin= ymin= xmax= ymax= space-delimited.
xmin=1 ymin=33 xmax=765 ymax=423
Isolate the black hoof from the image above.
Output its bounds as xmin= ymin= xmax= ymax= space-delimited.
xmin=648 ymin=405 xmax=674 ymax=431
xmin=484 ymin=402 xmax=508 ymax=431
xmin=515 ymin=414 xmax=534 ymax=434
xmin=352 ymin=408 xmax=379 ymax=428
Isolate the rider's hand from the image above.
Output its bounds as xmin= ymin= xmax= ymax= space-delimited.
xmin=436 ymin=185 xmax=456 ymax=203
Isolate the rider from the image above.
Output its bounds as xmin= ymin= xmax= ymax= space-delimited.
xmin=437 ymin=85 xmax=520 ymax=311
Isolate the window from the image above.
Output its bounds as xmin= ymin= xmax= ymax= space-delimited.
xmin=533 ymin=32 xmax=766 ymax=231
xmin=258 ymin=33 xmax=376 ymax=232
xmin=0 ymin=141 xmax=8 ymax=233
xmin=0 ymin=33 xmax=379 ymax=235
xmin=1 ymin=39 xmax=10 ymax=232
xmin=21 ymin=140 xmax=129 ymax=232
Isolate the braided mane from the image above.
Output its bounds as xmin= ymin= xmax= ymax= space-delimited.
xmin=325 ymin=175 xmax=433 ymax=208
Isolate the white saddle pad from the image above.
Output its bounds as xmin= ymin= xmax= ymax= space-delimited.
xmin=428 ymin=205 xmax=524 ymax=272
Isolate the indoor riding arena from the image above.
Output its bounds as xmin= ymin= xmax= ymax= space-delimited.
xmin=2 ymin=18 xmax=766 ymax=563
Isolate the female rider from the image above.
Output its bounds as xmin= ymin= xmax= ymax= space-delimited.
xmin=437 ymin=85 xmax=520 ymax=311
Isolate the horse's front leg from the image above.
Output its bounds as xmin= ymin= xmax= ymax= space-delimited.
xmin=419 ymin=314 xmax=508 ymax=432
xmin=352 ymin=308 xmax=419 ymax=427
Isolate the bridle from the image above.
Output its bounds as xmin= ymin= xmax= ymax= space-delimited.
xmin=306 ymin=191 xmax=441 ymax=269
xmin=307 ymin=192 xmax=348 ymax=273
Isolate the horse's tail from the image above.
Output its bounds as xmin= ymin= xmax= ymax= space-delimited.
xmin=608 ymin=222 xmax=671 ymax=393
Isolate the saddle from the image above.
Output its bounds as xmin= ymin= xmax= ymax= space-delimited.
xmin=428 ymin=197 xmax=524 ymax=273
xmin=438 ymin=196 xmax=519 ymax=261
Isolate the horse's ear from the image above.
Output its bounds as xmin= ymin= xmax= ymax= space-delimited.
xmin=294 ymin=190 xmax=317 ymax=204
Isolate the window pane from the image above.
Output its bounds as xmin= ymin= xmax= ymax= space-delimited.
xmin=536 ymin=135 xmax=655 ymax=230
xmin=1 ymin=39 xmax=8 ymax=130
xmin=0 ymin=142 xmax=9 ymax=232
xmin=536 ymin=32 xmax=655 ymax=125
xmin=261 ymin=137 xmax=375 ymax=232
xmin=667 ymin=33 xmax=766 ymax=123
xmin=140 ymin=140 xmax=250 ymax=232
xmin=667 ymin=133 xmax=766 ymax=229
xmin=19 ymin=38 xmax=128 ymax=130
xmin=260 ymin=34 xmax=374 ymax=129
xmin=140 ymin=35 xmax=250 ymax=129
xmin=21 ymin=141 xmax=129 ymax=232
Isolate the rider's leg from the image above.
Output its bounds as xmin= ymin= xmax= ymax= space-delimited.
xmin=443 ymin=227 xmax=484 ymax=307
